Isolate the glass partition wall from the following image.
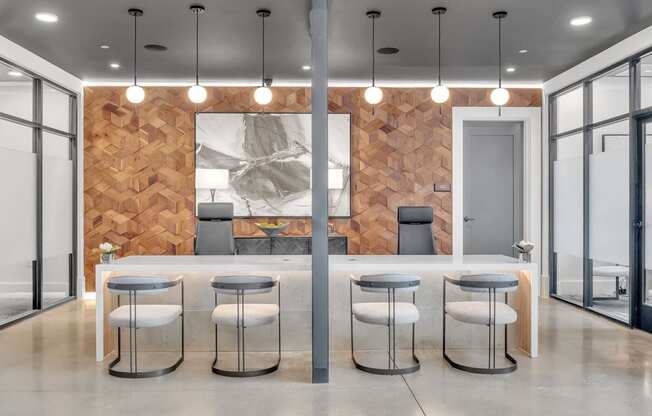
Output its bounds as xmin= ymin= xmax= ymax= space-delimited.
xmin=0 ymin=58 xmax=77 ymax=327
xmin=549 ymin=50 xmax=652 ymax=326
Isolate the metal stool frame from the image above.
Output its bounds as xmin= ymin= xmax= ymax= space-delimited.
xmin=443 ymin=275 xmax=517 ymax=374
xmin=349 ymin=276 xmax=421 ymax=375
xmin=211 ymin=277 xmax=281 ymax=377
xmin=108 ymin=276 xmax=184 ymax=378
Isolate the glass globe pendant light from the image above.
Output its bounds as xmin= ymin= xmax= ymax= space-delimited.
xmin=254 ymin=9 xmax=273 ymax=106
xmin=430 ymin=7 xmax=449 ymax=104
xmin=187 ymin=5 xmax=207 ymax=104
xmin=364 ymin=11 xmax=383 ymax=105
xmin=126 ymin=8 xmax=145 ymax=104
xmin=490 ymin=11 xmax=510 ymax=110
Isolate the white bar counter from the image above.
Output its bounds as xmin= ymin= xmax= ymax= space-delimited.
xmin=96 ymin=254 xmax=538 ymax=361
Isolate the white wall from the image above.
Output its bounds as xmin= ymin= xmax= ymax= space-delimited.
xmin=542 ymin=24 xmax=652 ymax=295
xmin=0 ymin=35 xmax=84 ymax=295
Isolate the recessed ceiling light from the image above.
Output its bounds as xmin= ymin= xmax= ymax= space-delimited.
xmin=109 ymin=62 xmax=120 ymax=69
xmin=518 ymin=49 xmax=528 ymax=54
xmin=506 ymin=67 xmax=516 ymax=73
xmin=570 ymin=16 xmax=592 ymax=26
xmin=8 ymin=71 xmax=22 ymax=77
xmin=100 ymin=44 xmax=110 ymax=49
xmin=302 ymin=65 xmax=311 ymax=71
xmin=35 ymin=12 xmax=58 ymax=23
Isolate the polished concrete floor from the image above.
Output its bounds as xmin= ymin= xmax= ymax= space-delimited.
xmin=0 ymin=298 xmax=651 ymax=416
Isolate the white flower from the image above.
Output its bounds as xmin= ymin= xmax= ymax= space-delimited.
xmin=513 ymin=240 xmax=535 ymax=253
xmin=99 ymin=242 xmax=114 ymax=253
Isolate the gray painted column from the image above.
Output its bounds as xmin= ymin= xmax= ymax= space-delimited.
xmin=309 ymin=0 xmax=329 ymax=384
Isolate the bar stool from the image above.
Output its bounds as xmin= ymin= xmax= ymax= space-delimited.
xmin=210 ymin=275 xmax=281 ymax=377
xmin=350 ymin=273 xmax=421 ymax=375
xmin=107 ymin=275 xmax=184 ymax=378
xmin=443 ymin=273 xmax=518 ymax=374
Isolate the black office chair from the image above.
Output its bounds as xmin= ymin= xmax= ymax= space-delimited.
xmin=397 ymin=206 xmax=437 ymax=255
xmin=195 ymin=202 xmax=236 ymax=255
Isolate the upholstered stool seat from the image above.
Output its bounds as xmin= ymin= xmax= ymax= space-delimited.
xmin=110 ymin=305 xmax=183 ymax=328
xmin=350 ymin=273 xmax=422 ymax=375
xmin=106 ymin=275 xmax=184 ymax=378
xmin=443 ymin=273 xmax=519 ymax=374
xmin=445 ymin=301 xmax=517 ymax=325
xmin=212 ymin=304 xmax=279 ymax=327
xmin=210 ymin=275 xmax=281 ymax=377
xmin=352 ymin=302 xmax=420 ymax=325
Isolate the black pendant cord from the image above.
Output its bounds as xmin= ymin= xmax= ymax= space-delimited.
xmin=133 ymin=13 xmax=137 ymax=85
xmin=195 ymin=11 xmax=199 ymax=85
xmin=436 ymin=13 xmax=441 ymax=86
xmin=498 ymin=17 xmax=502 ymax=89
xmin=371 ymin=16 xmax=376 ymax=87
xmin=261 ymin=14 xmax=265 ymax=87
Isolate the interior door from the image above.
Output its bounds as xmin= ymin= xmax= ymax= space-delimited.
xmin=463 ymin=121 xmax=523 ymax=257
xmin=639 ymin=117 xmax=652 ymax=332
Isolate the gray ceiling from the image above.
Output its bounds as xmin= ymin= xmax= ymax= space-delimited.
xmin=0 ymin=0 xmax=651 ymax=84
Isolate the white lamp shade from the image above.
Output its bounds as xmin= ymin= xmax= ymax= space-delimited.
xmin=254 ymin=86 xmax=273 ymax=105
xmin=430 ymin=85 xmax=450 ymax=104
xmin=188 ymin=84 xmax=207 ymax=103
xmin=195 ymin=168 xmax=229 ymax=190
xmin=490 ymin=87 xmax=510 ymax=106
xmin=126 ymin=85 xmax=145 ymax=104
xmin=364 ymin=86 xmax=383 ymax=105
xmin=310 ymin=168 xmax=345 ymax=190
xmin=328 ymin=168 xmax=344 ymax=190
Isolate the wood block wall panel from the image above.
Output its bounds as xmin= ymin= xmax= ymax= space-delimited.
xmin=84 ymin=86 xmax=541 ymax=291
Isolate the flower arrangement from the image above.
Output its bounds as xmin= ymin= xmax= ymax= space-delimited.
xmin=99 ymin=242 xmax=119 ymax=263
xmin=99 ymin=242 xmax=119 ymax=254
xmin=513 ymin=240 xmax=535 ymax=254
xmin=513 ymin=240 xmax=534 ymax=262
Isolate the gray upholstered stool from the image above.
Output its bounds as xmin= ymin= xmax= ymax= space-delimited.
xmin=107 ymin=275 xmax=184 ymax=378
xmin=210 ymin=275 xmax=281 ymax=377
xmin=350 ymin=273 xmax=421 ymax=375
xmin=443 ymin=273 xmax=518 ymax=374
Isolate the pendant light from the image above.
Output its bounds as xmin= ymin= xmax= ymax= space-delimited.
xmin=126 ymin=8 xmax=145 ymax=104
xmin=254 ymin=9 xmax=273 ymax=106
xmin=364 ymin=11 xmax=382 ymax=105
xmin=490 ymin=11 xmax=510 ymax=107
xmin=430 ymin=7 xmax=449 ymax=104
xmin=188 ymin=5 xmax=207 ymax=104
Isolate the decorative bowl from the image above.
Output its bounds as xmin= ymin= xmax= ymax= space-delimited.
xmin=255 ymin=222 xmax=288 ymax=237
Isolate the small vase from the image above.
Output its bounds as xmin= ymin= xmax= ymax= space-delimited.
xmin=518 ymin=252 xmax=531 ymax=263
xmin=101 ymin=253 xmax=115 ymax=264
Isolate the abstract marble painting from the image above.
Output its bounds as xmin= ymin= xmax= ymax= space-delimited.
xmin=195 ymin=113 xmax=351 ymax=217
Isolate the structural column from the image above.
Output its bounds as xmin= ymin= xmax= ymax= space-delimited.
xmin=310 ymin=0 xmax=329 ymax=383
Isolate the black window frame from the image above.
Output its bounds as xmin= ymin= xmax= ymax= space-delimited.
xmin=0 ymin=56 xmax=78 ymax=329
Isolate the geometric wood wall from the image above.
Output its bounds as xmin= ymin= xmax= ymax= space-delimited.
xmin=84 ymin=86 xmax=541 ymax=291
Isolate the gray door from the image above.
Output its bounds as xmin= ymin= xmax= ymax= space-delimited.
xmin=463 ymin=121 xmax=523 ymax=257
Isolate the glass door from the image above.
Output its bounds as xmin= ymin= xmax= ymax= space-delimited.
xmin=639 ymin=117 xmax=652 ymax=332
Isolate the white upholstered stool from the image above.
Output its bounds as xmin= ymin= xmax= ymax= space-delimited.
xmin=107 ymin=275 xmax=184 ymax=378
xmin=443 ymin=273 xmax=518 ymax=374
xmin=210 ymin=275 xmax=281 ymax=377
xmin=350 ymin=273 xmax=421 ymax=375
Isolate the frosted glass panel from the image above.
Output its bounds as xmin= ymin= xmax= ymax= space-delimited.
xmin=553 ymin=133 xmax=583 ymax=303
xmin=592 ymin=66 xmax=629 ymax=122
xmin=43 ymin=83 xmax=71 ymax=132
xmin=0 ymin=146 xmax=36 ymax=322
xmin=42 ymin=132 xmax=72 ymax=305
xmin=0 ymin=118 xmax=32 ymax=152
xmin=645 ymin=123 xmax=652 ymax=306
xmin=589 ymin=121 xmax=629 ymax=265
xmin=555 ymin=87 xmax=583 ymax=134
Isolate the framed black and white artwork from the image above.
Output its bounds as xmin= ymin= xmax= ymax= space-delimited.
xmin=195 ymin=112 xmax=351 ymax=217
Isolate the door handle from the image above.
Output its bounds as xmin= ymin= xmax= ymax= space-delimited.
xmin=464 ymin=216 xmax=476 ymax=223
